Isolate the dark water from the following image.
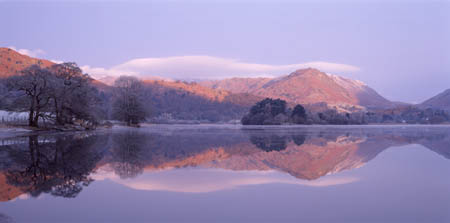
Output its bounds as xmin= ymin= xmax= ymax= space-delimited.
xmin=0 ymin=125 xmax=449 ymax=223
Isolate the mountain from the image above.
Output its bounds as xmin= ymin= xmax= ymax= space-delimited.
xmin=420 ymin=89 xmax=450 ymax=111
xmin=0 ymin=47 xmax=54 ymax=78
xmin=200 ymin=68 xmax=393 ymax=109
xmin=1 ymin=47 xmax=419 ymax=122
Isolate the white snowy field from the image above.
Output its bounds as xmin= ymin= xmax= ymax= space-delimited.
xmin=0 ymin=110 xmax=28 ymax=120
xmin=0 ymin=110 xmax=30 ymax=139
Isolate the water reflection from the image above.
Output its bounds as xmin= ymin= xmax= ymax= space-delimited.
xmin=0 ymin=213 xmax=14 ymax=223
xmin=110 ymin=131 xmax=150 ymax=179
xmin=0 ymin=126 xmax=449 ymax=200
xmin=92 ymin=168 xmax=358 ymax=193
xmin=0 ymin=133 xmax=108 ymax=201
xmin=250 ymin=134 xmax=289 ymax=151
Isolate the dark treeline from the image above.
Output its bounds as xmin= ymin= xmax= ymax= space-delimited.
xmin=241 ymin=98 xmax=308 ymax=125
xmin=242 ymin=98 xmax=450 ymax=125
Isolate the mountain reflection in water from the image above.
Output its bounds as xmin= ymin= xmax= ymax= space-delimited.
xmin=0 ymin=125 xmax=449 ymax=201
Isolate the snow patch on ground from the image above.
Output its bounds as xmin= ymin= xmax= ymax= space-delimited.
xmin=0 ymin=110 xmax=28 ymax=119
xmin=0 ymin=110 xmax=31 ymax=138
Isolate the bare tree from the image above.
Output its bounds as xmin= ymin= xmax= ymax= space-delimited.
xmin=49 ymin=63 xmax=86 ymax=124
xmin=48 ymin=62 xmax=103 ymax=126
xmin=110 ymin=131 xmax=147 ymax=178
xmin=6 ymin=65 xmax=52 ymax=127
xmin=5 ymin=63 xmax=106 ymax=128
xmin=112 ymin=76 xmax=150 ymax=126
xmin=4 ymin=134 xmax=108 ymax=198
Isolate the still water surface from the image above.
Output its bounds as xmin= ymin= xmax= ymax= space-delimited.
xmin=0 ymin=125 xmax=449 ymax=223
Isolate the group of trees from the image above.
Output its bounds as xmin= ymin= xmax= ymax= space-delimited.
xmin=365 ymin=107 xmax=450 ymax=124
xmin=242 ymin=98 xmax=450 ymax=125
xmin=248 ymin=133 xmax=306 ymax=152
xmin=241 ymin=98 xmax=307 ymax=125
xmin=0 ymin=64 xmax=151 ymax=128
xmin=2 ymin=63 xmax=105 ymax=127
xmin=3 ymin=134 xmax=108 ymax=198
xmin=307 ymin=106 xmax=449 ymax=125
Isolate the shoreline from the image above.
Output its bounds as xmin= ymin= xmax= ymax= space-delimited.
xmin=2 ymin=122 xmax=450 ymax=138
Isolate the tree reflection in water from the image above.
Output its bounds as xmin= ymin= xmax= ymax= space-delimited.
xmin=250 ymin=135 xmax=288 ymax=152
xmin=4 ymin=134 xmax=108 ymax=198
xmin=249 ymin=132 xmax=306 ymax=152
xmin=110 ymin=131 xmax=151 ymax=179
xmin=0 ymin=213 xmax=14 ymax=223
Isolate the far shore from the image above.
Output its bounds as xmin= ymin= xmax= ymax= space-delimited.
xmin=2 ymin=122 xmax=450 ymax=140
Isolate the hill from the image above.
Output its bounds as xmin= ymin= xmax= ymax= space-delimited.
xmin=142 ymin=80 xmax=262 ymax=122
xmin=0 ymin=48 xmax=54 ymax=78
xmin=200 ymin=68 xmax=393 ymax=110
xmin=420 ymin=89 xmax=450 ymax=111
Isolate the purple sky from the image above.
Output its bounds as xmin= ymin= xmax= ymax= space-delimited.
xmin=1 ymin=0 xmax=449 ymax=103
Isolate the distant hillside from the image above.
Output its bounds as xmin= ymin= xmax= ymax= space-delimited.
xmin=200 ymin=68 xmax=393 ymax=109
xmin=201 ymin=77 xmax=272 ymax=94
xmin=142 ymin=80 xmax=262 ymax=122
xmin=0 ymin=47 xmax=54 ymax=78
xmin=420 ymin=89 xmax=450 ymax=111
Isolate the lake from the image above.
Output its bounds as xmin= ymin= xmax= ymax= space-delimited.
xmin=0 ymin=125 xmax=449 ymax=223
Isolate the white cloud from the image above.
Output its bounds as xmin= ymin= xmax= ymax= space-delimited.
xmin=81 ymin=65 xmax=136 ymax=78
xmin=81 ymin=55 xmax=360 ymax=81
xmin=8 ymin=46 xmax=46 ymax=58
xmin=50 ymin=59 xmax=64 ymax=64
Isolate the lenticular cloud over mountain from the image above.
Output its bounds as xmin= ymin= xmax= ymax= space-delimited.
xmin=82 ymin=55 xmax=360 ymax=80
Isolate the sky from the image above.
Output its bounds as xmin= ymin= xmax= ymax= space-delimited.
xmin=0 ymin=0 xmax=449 ymax=103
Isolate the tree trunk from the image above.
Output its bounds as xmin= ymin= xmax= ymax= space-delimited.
xmin=28 ymin=96 xmax=36 ymax=127
xmin=54 ymin=99 xmax=62 ymax=125
xmin=33 ymin=110 xmax=40 ymax=128
xmin=28 ymin=109 xmax=34 ymax=127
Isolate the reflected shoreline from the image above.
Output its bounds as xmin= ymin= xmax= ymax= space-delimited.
xmin=1 ymin=125 xmax=449 ymax=200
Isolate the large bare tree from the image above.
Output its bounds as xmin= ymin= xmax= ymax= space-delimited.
xmin=112 ymin=76 xmax=150 ymax=126
xmin=6 ymin=65 xmax=52 ymax=127
xmin=49 ymin=62 xmax=103 ymax=126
